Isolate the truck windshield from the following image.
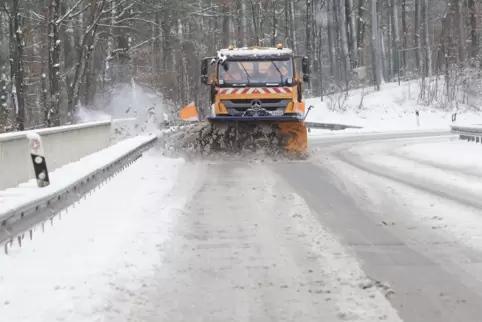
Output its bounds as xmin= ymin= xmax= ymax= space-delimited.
xmin=219 ymin=59 xmax=294 ymax=85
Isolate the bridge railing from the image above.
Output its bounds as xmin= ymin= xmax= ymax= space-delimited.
xmin=0 ymin=121 xmax=111 ymax=191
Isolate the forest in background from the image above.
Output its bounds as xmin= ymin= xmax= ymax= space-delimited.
xmin=0 ymin=0 xmax=480 ymax=132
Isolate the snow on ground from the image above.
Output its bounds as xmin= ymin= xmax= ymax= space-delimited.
xmin=334 ymin=147 xmax=482 ymax=255
xmin=0 ymin=134 xmax=156 ymax=215
xmin=0 ymin=151 xmax=187 ymax=322
xmin=349 ymin=137 xmax=482 ymax=199
xmin=325 ymin=136 xmax=482 ymax=254
xmin=305 ymin=79 xmax=482 ymax=135
xmin=395 ymin=139 xmax=482 ymax=174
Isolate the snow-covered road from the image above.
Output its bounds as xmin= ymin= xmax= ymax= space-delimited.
xmin=3 ymin=131 xmax=482 ymax=321
xmin=301 ymin=132 xmax=482 ymax=321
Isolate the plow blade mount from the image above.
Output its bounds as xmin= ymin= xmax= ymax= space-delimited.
xmin=199 ymin=116 xmax=308 ymax=158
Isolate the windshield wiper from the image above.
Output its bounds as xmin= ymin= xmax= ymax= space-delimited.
xmin=270 ymin=61 xmax=284 ymax=84
xmin=238 ymin=62 xmax=251 ymax=84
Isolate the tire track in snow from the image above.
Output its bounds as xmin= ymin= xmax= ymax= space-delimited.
xmin=335 ymin=145 xmax=482 ymax=211
xmin=275 ymin=159 xmax=482 ymax=322
xmin=132 ymin=161 xmax=402 ymax=322
xmin=389 ymin=149 xmax=482 ymax=179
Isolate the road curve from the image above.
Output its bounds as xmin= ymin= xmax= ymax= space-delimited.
xmin=281 ymin=130 xmax=482 ymax=322
xmin=138 ymin=129 xmax=482 ymax=321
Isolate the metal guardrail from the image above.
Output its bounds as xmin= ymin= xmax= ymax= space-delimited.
xmin=450 ymin=125 xmax=482 ymax=143
xmin=0 ymin=135 xmax=158 ymax=253
xmin=305 ymin=122 xmax=363 ymax=130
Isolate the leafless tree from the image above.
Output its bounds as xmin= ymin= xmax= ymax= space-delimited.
xmin=1 ymin=0 xmax=482 ymax=132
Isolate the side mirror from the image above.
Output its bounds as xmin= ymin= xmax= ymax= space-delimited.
xmin=221 ymin=60 xmax=229 ymax=72
xmin=302 ymin=57 xmax=310 ymax=75
xmin=303 ymin=74 xmax=310 ymax=83
xmin=201 ymin=58 xmax=208 ymax=84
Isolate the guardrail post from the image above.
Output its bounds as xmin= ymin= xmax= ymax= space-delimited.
xmin=26 ymin=132 xmax=50 ymax=188
xmin=452 ymin=113 xmax=457 ymax=123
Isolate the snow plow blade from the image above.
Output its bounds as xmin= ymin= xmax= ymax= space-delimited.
xmin=199 ymin=115 xmax=308 ymax=158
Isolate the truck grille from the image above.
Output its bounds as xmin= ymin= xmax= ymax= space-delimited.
xmin=221 ymin=99 xmax=290 ymax=116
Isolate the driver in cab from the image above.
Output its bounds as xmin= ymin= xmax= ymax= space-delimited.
xmin=265 ymin=62 xmax=289 ymax=82
xmin=223 ymin=62 xmax=245 ymax=81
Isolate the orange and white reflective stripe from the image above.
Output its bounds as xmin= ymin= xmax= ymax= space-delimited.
xmin=219 ymin=87 xmax=293 ymax=94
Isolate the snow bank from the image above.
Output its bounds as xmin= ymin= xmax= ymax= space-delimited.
xmin=0 ymin=153 xmax=186 ymax=321
xmin=305 ymin=80 xmax=482 ymax=134
xmin=396 ymin=140 xmax=482 ymax=174
xmin=328 ymin=138 xmax=482 ymax=254
xmin=0 ymin=134 xmax=156 ymax=216
xmin=347 ymin=137 xmax=482 ymax=200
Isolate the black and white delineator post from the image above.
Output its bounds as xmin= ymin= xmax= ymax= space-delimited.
xmin=26 ymin=132 xmax=50 ymax=188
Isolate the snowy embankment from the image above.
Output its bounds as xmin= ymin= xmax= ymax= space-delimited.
xmin=0 ymin=152 xmax=187 ymax=321
xmin=0 ymin=134 xmax=156 ymax=216
xmin=397 ymin=139 xmax=482 ymax=174
xmin=329 ymin=134 xmax=482 ymax=254
xmin=305 ymin=79 xmax=482 ymax=135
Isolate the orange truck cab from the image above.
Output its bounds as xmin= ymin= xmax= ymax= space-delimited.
xmin=200 ymin=44 xmax=311 ymax=122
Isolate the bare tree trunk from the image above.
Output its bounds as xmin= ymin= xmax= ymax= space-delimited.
xmin=12 ymin=0 xmax=25 ymax=130
xmin=271 ymin=6 xmax=277 ymax=46
xmin=422 ymin=0 xmax=432 ymax=77
xmin=468 ymin=0 xmax=477 ymax=58
xmin=0 ymin=7 xmax=8 ymax=129
xmin=48 ymin=0 xmax=61 ymax=126
xmin=306 ymin=0 xmax=312 ymax=59
xmin=371 ymin=0 xmax=381 ymax=90
xmin=327 ymin=0 xmax=336 ymax=79
xmin=401 ymin=0 xmax=407 ymax=72
xmin=455 ymin=0 xmax=466 ymax=63
xmin=391 ymin=0 xmax=401 ymax=80
xmin=347 ymin=0 xmax=357 ymax=67
xmin=337 ymin=0 xmax=351 ymax=76
xmin=357 ymin=0 xmax=367 ymax=67
xmin=241 ymin=0 xmax=247 ymax=46
xmin=290 ymin=0 xmax=297 ymax=51
xmin=67 ymin=0 xmax=105 ymax=118
xmin=222 ymin=2 xmax=230 ymax=46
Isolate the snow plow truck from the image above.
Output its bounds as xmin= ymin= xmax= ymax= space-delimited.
xmin=179 ymin=44 xmax=314 ymax=158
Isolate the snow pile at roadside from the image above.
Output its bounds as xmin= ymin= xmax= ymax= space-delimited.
xmin=0 ymin=153 xmax=186 ymax=321
xmin=327 ymin=136 xmax=482 ymax=254
xmin=396 ymin=139 xmax=482 ymax=174
xmin=0 ymin=135 xmax=156 ymax=215
xmin=305 ymin=80 xmax=482 ymax=133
